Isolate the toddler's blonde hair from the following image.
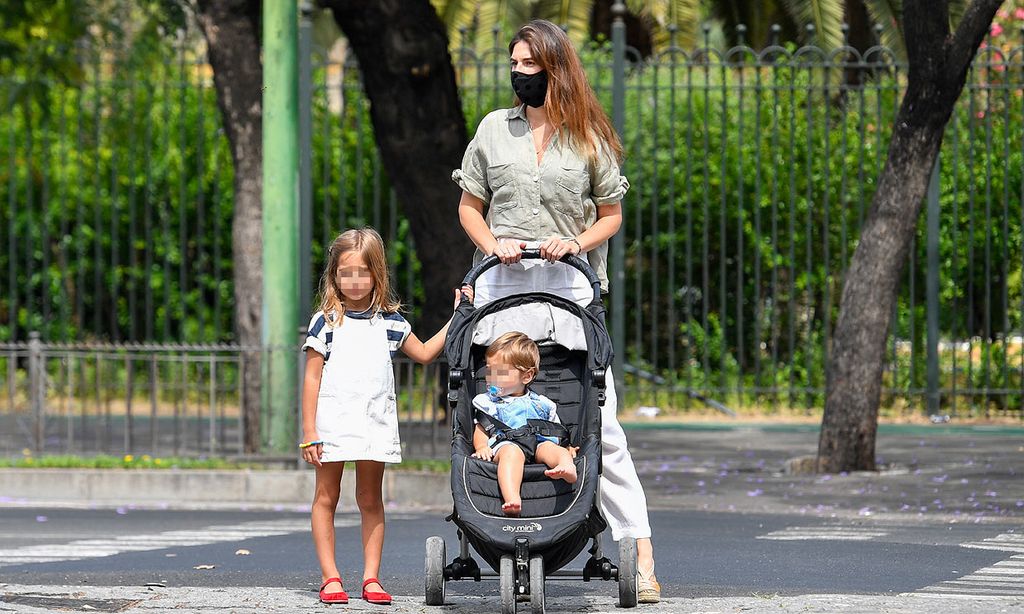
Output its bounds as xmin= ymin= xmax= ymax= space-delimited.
xmin=485 ymin=332 xmax=540 ymax=374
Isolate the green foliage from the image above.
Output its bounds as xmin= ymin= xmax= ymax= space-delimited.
xmin=1 ymin=453 xmax=257 ymax=469
xmin=3 ymin=33 xmax=1022 ymax=413
xmin=612 ymin=49 xmax=1023 ymax=408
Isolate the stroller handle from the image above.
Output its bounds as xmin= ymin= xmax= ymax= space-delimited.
xmin=461 ymin=250 xmax=603 ymax=303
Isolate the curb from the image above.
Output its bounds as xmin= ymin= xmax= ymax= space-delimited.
xmin=0 ymin=468 xmax=453 ymax=510
xmin=621 ymin=421 xmax=1024 ymax=435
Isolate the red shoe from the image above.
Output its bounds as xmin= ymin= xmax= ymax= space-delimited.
xmin=362 ymin=578 xmax=392 ymax=605
xmin=319 ymin=577 xmax=348 ymax=604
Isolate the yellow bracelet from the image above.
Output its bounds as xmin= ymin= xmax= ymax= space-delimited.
xmin=298 ymin=440 xmax=323 ymax=449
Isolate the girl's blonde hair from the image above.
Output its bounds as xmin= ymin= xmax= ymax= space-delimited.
xmin=485 ymin=332 xmax=540 ymax=375
xmin=509 ymin=20 xmax=623 ymax=163
xmin=317 ymin=227 xmax=401 ymax=325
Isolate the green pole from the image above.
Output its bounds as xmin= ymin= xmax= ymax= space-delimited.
xmin=262 ymin=0 xmax=299 ymax=452
xmin=610 ymin=2 xmax=626 ymax=411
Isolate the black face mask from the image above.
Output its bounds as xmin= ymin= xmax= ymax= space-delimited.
xmin=511 ymin=70 xmax=548 ymax=108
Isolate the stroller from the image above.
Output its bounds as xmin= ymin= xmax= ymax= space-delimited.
xmin=424 ymin=252 xmax=638 ymax=613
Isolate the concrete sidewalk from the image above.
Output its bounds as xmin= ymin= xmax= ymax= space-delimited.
xmin=2 ymin=584 xmax=1021 ymax=613
xmin=1 ymin=423 xmax=1022 ymax=523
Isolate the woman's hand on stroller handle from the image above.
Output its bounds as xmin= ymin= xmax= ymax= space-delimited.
xmin=491 ymin=238 xmax=527 ymax=264
xmin=539 ymin=235 xmax=581 ymax=263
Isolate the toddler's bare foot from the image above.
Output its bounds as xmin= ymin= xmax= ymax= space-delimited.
xmin=544 ymin=463 xmax=578 ymax=484
xmin=501 ymin=500 xmax=522 ymax=516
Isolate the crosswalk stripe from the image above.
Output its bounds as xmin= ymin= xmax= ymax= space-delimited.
xmin=0 ymin=518 xmax=323 ymax=567
xmin=907 ymin=549 xmax=1024 ymax=598
xmin=960 ymin=534 xmax=1024 ymax=553
xmin=757 ymin=526 xmax=889 ymax=541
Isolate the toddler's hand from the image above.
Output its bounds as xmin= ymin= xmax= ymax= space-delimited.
xmin=567 ymin=446 xmax=579 ymax=459
xmin=472 ymin=447 xmax=494 ymax=462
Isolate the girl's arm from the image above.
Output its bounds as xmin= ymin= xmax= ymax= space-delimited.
xmin=458 ymin=191 xmax=525 ymax=264
xmin=401 ymin=287 xmax=474 ymax=364
xmin=300 ymin=350 xmax=325 ymax=467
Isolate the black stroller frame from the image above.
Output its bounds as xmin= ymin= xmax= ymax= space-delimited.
xmin=424 ymin=252 xmax=638 ymax=613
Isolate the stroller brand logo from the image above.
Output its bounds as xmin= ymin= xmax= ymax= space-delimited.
xmin=501 ymin=522 xmax=543 ymax=533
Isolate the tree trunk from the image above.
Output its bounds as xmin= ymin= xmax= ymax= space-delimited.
xmin=321 ymin=0 xmax=473 ymax=335
xmin=196 ymin=0 xmax=263 ymax=453
xmin=818 ymin=0 xmax=1003 ymax=473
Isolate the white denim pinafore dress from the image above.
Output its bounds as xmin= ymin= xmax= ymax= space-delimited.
xmin=303 ymin=309 xmax=409 ymax=463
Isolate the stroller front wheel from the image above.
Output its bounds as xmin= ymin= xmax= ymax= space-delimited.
xmin=424 ymin=536 xmax=446 ymax=605
xmin=529 ymin=555 xmax=545 ymax=614
xmin=499 ymin=555 xmax=517 ymax=613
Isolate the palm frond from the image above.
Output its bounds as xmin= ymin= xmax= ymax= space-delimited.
xmin=628 ymin=0 xmax=702 ymax=49
xmin=779 ymin=0 xmax=845 ymax=50
xmin=862 ymin=0 xmax=905 ymax=59
xmin=475 ymin=0 xmax=511 ymax=51
xmin=534 ymin=0 xmax=595 ymax=47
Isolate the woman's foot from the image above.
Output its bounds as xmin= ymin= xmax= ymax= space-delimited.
xmin=319 ymin=577 xmax=348 ymax=604
xmin=637 ymin=564 xmax=661 ymax=604
xmin=501 ymin=499 xmax=522 ymax=516
xmin=544 ymin=463 xmax=578 ymax=484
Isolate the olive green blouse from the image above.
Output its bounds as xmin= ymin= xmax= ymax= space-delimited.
xmin=452 ymin=104 xmax=630 ymax=290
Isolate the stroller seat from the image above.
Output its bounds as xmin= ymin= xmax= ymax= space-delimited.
xmin=460 ymin=342 xmax=591 ymax=519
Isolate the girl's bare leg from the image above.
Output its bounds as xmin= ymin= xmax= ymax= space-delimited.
xmin=312 ymin=462 xmax=346 ymax=592
xmin=535 ymin=441 xmax=578 ymax=483
xmin=494 ymin=445 xmax=526 ymax=516
xmin=355 ymin=460 xmax=387 ymax=593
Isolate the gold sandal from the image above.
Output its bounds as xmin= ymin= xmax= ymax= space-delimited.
xmin=637 ymin=564 xmax=661 ymax=603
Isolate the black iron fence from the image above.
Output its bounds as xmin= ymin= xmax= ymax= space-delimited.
xmin=1 ymin=23 xmax=1023 ymax=459
xmin=0 ymin=336 xmax=449 ymax=460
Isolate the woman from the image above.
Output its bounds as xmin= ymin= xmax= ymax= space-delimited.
xmin=452 ymin=19 xmax=661 ymax=603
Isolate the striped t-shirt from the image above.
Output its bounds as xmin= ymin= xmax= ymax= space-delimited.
xmin=302 ymin=309 xmax=412 ymax=360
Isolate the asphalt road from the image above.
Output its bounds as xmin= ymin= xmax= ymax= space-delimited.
xmin=1 ymin=507 xmax=1021 ymax=602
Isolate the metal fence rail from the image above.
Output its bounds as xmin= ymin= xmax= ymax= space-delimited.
xmin=2 ymin=24 xmax=1023 ymax=435
xmin=0 ymin=336 xmax=449 ymax=460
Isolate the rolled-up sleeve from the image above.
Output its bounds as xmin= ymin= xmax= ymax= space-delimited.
xmin=590 ymin=149 xmax=629 ymax=205
xmin=302 ymin=312 xmax=329 ymax=357
xmin=452 ymin=137 xmax=490 ymax=204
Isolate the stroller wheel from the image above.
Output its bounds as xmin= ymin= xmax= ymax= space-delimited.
xmin=424 ymin=536 xmax=446 ymax=605
xmin=617 ymin=537 xmax=638 ymax=608
xmin=529 ymin=555 xmax=545 ymax=614
xmin=499 ymin=555 xmax=517 ymax=614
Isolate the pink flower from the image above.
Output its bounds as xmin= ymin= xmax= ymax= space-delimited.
xmin=976 ymin=110 xmax=986 ymax=119
xmin=1016 ymin=8 xmax=1024 ymax=20
xmin=998 ymin=9 xmax=1009 ymax=19
xmin=991 ymin=23 xmax=1004 ymax=37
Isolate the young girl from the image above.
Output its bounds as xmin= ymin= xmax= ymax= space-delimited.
xmin=299 ymin=227 xmax=470 ymax=605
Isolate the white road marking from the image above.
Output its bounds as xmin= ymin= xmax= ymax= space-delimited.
xmin=756 ymin=525 xmax=890 ymax=541
xmin=0 ymin=518 xmax=350 ymax=567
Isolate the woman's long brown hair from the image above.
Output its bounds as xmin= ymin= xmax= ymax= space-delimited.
xmin=509 ymin=20 xmax=623 ymax=163
xmin=317 ymin=227 xmax=401 ymax=326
